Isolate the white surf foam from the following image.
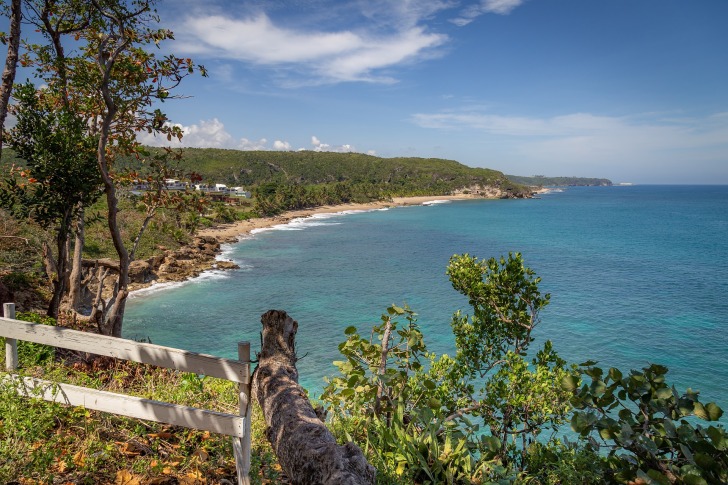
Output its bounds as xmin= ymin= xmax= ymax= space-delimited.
xmin=421 ymin=199 xmax=452 ymax=206
xmin=128 ymin=263 xmax=247 ymax=299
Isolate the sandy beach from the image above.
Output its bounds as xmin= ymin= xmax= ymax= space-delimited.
xmin=196 ymin=194 xmax=479 ymax=242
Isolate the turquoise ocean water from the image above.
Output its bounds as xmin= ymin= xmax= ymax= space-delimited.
xmin=124 ymin=185 xmax=728 ymax=412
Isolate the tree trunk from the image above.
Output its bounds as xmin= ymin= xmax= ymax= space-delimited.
xmin=96 ymin=75 xmax=128 ymax=337
xmin=47 ymin=212 xmax=71 ymax=319
xmin=41 ymin=240 xmax=58 ymax=283
xmin=65 ymin=212 xmax=86 ymax=312
xmin=0 ymin=0 xmax=21 ymax=157
xmin=252 ymin=310 xmax=376 ymax=485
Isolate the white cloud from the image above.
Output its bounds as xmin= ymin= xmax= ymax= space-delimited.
xmin=411 ymin=111 xmax=621 ymax=136
xmin=481 ymin=0 xmax=526 ymax=14
xmin=179 ymin=14 xmax=361 ymax=64
xmin=238 ymin=137 xmax=269 ymax=151
xmin=411 ymin=109 xmax=728 ymax=183
xmin=273 ymin=140 xmax=291 ymax=150
xmin=137 ymin=118 xmax=367 ymax=155
xmin=138 ymin=118 xmax=290 ymax=152
xmin=175 ymin=7 xmax=448 ymax=85
xmin=137 ymin=118 xmax=234 ymax=148
xmin=451 ymin=0 xmax=526 ymax=26
xmin=311 ymin=135 xmax=356 ymax=152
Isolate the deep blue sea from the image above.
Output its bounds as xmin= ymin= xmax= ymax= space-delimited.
xmin=124 ymin=185 xmax=728 ymax=414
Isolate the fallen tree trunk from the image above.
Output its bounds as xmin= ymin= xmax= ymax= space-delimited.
xmin=252 ymin=310 xmax=375 ymax=485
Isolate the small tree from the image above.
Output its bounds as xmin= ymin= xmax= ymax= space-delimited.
xmin=79 ymin=0 xmax=203 ymax=336
xmin=324 ymin=254 xmax=728 ymax=482
xmin=11 ymin=0 xmax=204 ymax=335
xmin=322 ymin=254 xmax=574 ymax=481
xmin=445 ymin=253 xmax=573 ymax=466
xmin=1 ymin=82 xmax=102 ymax=318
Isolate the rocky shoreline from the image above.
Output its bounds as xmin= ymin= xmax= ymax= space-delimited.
xmin=126 ymin=235 xmax=239 ymax=293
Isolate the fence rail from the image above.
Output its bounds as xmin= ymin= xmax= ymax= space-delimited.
xmin=0 ymin=303 xmax=252 ymax=485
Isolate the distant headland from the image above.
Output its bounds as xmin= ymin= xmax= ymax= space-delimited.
xmin=507 ymin=175 xmax=613 ymax=186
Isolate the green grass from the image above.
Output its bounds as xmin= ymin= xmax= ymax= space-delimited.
xmin=0 ymin=314 xmax=282 ymax=484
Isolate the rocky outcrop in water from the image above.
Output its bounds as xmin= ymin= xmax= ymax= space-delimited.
xmin=127 ymin=236 xmax=239 ymax=290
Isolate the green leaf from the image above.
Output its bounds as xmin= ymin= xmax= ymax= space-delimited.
xmin=579 ymin=360 xmax=598 ymax=367
xmin=599 ymin=427 xmax=615 ymax=440
xmin=344 ymin=326 xmax=358 ymax=335
xmin=347 ymin=375 xmax=359 ymax=388
xmin=591 ymin=380 xmax=607 ymax=396
xmin=644 ymin=469 xmax=671 ymax=485
xmin=704 ymin=402 xmax=723 ymax=421
xmin=663 ymin=418 xmax=677 ymax=438
xmin=682 ymin=475 xmax=708 ymax=485
xmin=608 ymin=367 xmax=623 ymax=381
xmin=561 ymin=374 xmax=579 ymax=392
xmin=571 ymin=413 xmax=589 ymax=434
xmin=705 ymin=426 xmax=727 ymax=451
xmin=482 ymin=436 xmax=500 ymax=452
xmin=693 ymin=402 xmax=708 ymax=420
xmin=391 ymin=304 xmax=405 ymax=315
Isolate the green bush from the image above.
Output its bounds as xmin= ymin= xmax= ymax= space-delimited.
xmin=323 ymin=255 xmax=728 ymax=483
xmin=568 ymin=363 xmax=727 ymax=484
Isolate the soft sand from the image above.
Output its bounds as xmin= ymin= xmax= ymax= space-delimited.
xmin=196 ymin=194 xmax=479 ymax=241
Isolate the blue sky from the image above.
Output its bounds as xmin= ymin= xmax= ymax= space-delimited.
xmin=9 ymin=0 xmax=728 ymax=183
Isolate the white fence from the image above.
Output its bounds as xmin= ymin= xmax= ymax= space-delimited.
xmin=0 ymin=303 xmax=252 ymax=485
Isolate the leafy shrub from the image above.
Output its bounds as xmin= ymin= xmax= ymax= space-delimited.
xmin=323 ymin=254 xmax=728 ymax=483
xmin=567 ymin=363 xmax=727 ymax=484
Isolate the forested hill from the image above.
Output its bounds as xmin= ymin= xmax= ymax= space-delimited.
xmin=127 ymin=148 xmax=529 ymax=197
xmin=506 ymin=174 xmax=613 ymax=186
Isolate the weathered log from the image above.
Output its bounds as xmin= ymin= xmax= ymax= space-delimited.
xmin=81 ymin=258 xmax=120 ymax=272
xmin=252 ymin=310 xmax=376 ymax=485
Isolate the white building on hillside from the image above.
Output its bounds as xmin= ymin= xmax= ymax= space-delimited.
xmin=231 ymin=187 xmax=251 ymax=197
xmin=164 ymin=179 xmax=187 ymax=190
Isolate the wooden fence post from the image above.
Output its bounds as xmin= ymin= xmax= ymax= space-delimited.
xmin=4 ymin=303 xmax=18 ymax=371
xmin=233 ymin=341 xmax=251 ymax=485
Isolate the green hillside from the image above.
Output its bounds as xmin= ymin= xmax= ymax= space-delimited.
xmin=507 ymin=174 xmax=612 ymax=186
xmin=2 ymin=146 xmax=529 ymax=196
xmin=124 ymin=148 xmax=529 ymax=196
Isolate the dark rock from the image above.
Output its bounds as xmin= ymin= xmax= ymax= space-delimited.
xmin=201 ymin=243 xmax=219 ymax=256
xmin=147 ymin=255 xmax=165 ymax=270
xmin=173 ymin=247 xmax=194 ymax=258
xmin=129 ymin=260 xmax=153 ymax=283
xmin=158 ymin=263 xmax=177 ymax=274
xmin=215 ymin=261 xmax=240 ymax=270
